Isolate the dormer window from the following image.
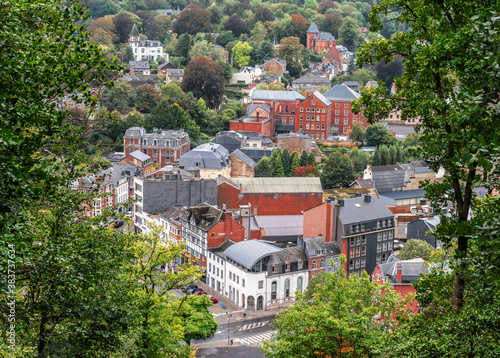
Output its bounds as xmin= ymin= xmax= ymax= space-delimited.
xmin=285 ymin=262 xmax=291 ymax=272
xmin=298 ymin=260 xmax=303 ymax=270
xmin=130 ymin=133 xmax=134 ymax=136
xmin=272 ymin=264 xmax=278 ymax=273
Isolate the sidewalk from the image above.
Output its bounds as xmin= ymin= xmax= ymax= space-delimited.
xmin=196 ymin=280 xmax=294 ymax=323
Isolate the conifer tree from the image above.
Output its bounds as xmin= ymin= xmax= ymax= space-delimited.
xmin=281 ymin=148 xmax=291 ymax=177
xmin=371 ymin=148 xmax=381 ymax=166
xmin=300 ymin=150 xmax=309 ymax=167
xmin=273 ymin=151 xmax=285 ymax=177
xmin=308 ymin=152 xmax=316 ymax=166
xmin=290 ymin=151 xmax=300 ymax=176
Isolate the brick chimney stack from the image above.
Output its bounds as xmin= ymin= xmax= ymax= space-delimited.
xmin=396 ymin=263 xmax=403 ymax=283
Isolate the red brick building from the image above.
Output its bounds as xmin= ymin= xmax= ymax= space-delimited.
xmin=303 ymin=202 xmax=335 ymax=243
xmin=306 ymin=22 xmax=336 ymax=54
xmin=323 ymin=84 xmax=368 ymax=135
xmin=230 ymin=103 xmax=272 ymax=138
xmin=263 ymin=58 xmax=287 ymax=75
xmin=230 ymin=149 xmax=256 ymax=178
xmin=123 ymin=127 xmax=190 ymax=167
xmin=295 ymin=91 xmax=332 ymax=141
xmin=217 ymin=177 xmax=323 ymax=216
xmin=250 ymin=90 xmax=305 ymax=135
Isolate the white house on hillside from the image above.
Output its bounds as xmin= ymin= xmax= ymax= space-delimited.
xmin=129 ymin=23 xmax=169 ymax=62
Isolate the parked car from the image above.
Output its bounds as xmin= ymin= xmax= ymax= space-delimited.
xmin=194 ymin=290 xmax=206 ymax=296
xmin=113 ymin=221 xmax=124 ymax=228
xmin=208 ymin=295 xmax=218 ymax=304
xmin=181 ymin=283 xmax=197 ymax=293
xmin=187 ymin=287 xmax=202 ymax=295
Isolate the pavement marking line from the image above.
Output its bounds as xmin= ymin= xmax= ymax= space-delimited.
xmin=239 ymin=331 xmax=275 ymax=345
xmin=238 ymin=320 xmax=269 ymax=331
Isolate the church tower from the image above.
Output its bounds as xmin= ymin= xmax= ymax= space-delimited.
xmin=129 ymin=23 xmax=140 ymax=43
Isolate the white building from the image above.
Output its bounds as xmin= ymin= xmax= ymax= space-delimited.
xmin=207 ymin=240 xmax=309 ymax=311
xmin=129 ymin=23 xmax=169 ymax=62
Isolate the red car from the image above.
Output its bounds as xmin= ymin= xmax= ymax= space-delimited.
xmin=208 ymin=295 xmax=218 ymax=304
xmin=194 ymin=290 xmax=206 ymax=296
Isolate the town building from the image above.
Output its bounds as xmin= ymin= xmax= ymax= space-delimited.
xmin=250 ymin=90 xmax=305 ymax=135
xmin=230 ymin=66 xmax=265 ymax=84
xmin=295 ymin=91 xmax=332 ymax=141
xmin=229 ymin=149 xmax=256 ymax=178
xmin=334 ymin=195 xmax=395 ymax=276
xmin=322 ymin=46 xmax=343 ymax=76
xmin=291 ymin=73 xmax=331 ymax=91
xmin=207 ymin=240 xmax=309 ymax=311
xmin=306 ymin=22 xmax=336 ymax=54
xmin=165 ymin=68 xmax=183 ymax=83
xmin=178 ymin=142 xmax=231 ymax=179
xmin=214 ymin=44 xmax=229 ymax=62
xmin=129 ymin=23 xmax=168 ymax=62
xmin=217 ymin=177 xmax=323 ymax=216
xmin=277 ymin=131 xmax=312 ymax=154
xmin=157 ymin=61 xmax=178 ymax=77
xmin=123 ymin=127 xmax=190 ymax=168
xmin=229 ymin=103 xmax=273 ymax=138
xmin=372 ymin=255 xmax=428 ymax=312
xmin=263 ymin=58 xmax=287 ymax=75
xmin=121 ymin=150 xmax=154 ymax=175
xmin=298 ymin=236 xmax=341 ymax=278
xmin=129 ymin=61 xmax=150 ymax=75
xmin=323 ymin=85 xmax=368 ymax=135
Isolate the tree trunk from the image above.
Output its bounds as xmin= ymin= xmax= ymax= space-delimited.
xmin=37 ymin=310 xmax=47 ymax=358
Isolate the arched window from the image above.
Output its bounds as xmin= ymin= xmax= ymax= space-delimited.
xmin=285 ymin=105 xmax=289 ymax=112
xmin=297 ymin=277 xmax=303 ymax=293
xmin=143 ymin=139 xmax=147 ymax=145
xmin=284 ymin=279 xmax=290 ymax=298
xmin=271 ymin=281 xmax=277 ymax=300
xmin=153 ymin=140 xmax=157 ymax=146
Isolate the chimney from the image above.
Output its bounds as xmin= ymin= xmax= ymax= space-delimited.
xmin=364 ymin=195 xmax=371 ymax=203
xmin=338 ymin=199 xmax=344 ymax=207
xmin=224 ymin=211 xmax=232 ymax=235
xmin=257 ymin=112 xmax=260 ymax=122
xmin=396 ymin=263 xmax=402 ymax=283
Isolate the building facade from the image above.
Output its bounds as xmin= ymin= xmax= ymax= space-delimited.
xmin=129 ymin=23 xmax=168 ymax=62
xmin=295 ymin=91 xmax=332 ymax=140
xmin=323 ymin=84 xmax=368 ymax=135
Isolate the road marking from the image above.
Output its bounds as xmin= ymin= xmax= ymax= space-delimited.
xmin=239 ymin=321 xmax=269 ymax=331
xmin=239 ymin=331 xmax=275 ymax=345
xmin=213 ymin=309 xmax=246 ymax=317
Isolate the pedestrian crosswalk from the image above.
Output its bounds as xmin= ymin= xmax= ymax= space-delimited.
xmin=238 ymin=321 xmax=269 ymax=331
xmin=239 ymin=331 xmax=275 ymax=345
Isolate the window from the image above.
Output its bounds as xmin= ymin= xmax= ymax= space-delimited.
xmin=382 ymin=242 xmax=387 ymax=252
xmin=229 ymin=272 xmax=232 ymax=280
xmin=322 ymin=108 xmax=326 ymax=113
xmin=285 ymin=105 xmax=289 ymax=112
xmin=355 ymin=247 xmax=360 ymax=257
xmin=153 ymin=149 xmax=158 ymax=157
xmin=242 ymin=279 xmax=245 ymax=287
xmin=311 ymin=100 xmax=315 ymax=105
xmin=344 ymin=118 xmax=348 ymax=125
xmin=336 ymin=104 xmax=339 ymax=108
xmin=300 ymin=114 xmax=303 ymax=120
xmin=306 ymin=108 xmax=310 ymax=112
xmin=299 ymin=123 xmax=303 ymax=129
xmin=343 ymin=127 xmax=347 ymax=134
xmin=271 ymin=281 xmax=277 ymax=300
xmin=335 ymin=110 xmax=339 ymax=115
xmin=217 ymin=267 xmax=219 ymax=276
xmin=208 ymin=263 xmax=211 ymax=272
xmin=335 ymin=117 xmax=339 ymax=124
xmin=311 ymin=124 xmax=315 ymax=130
xmin=237 ymin=276 xmax=239 ymax=284
xmin=321 ymin=123 xmax=325 ymax=130
xmin=312 ymin=260 xmax=317 ymax=269
xmin=285 ymin=262 xmax=291 ymax=272
xmin=349 ymin=260 xmax=354 ymax=270
xmin=317 ymin=115 xmax=320 ymax=121
xmin=272 ymin=264 xmax=278 ymax=273
xmin=344 ymin=104 xmax=349 ymax=108
xmin=297 ymin=277 xmax=303 ymax=292
xmin=376 ymin=254 xmax=381 ymax=264
xmin=284 ymin=279 xmax=290 ymax=298
xmin=311 ymin=108 xmax=315 ymax=113
xmin=350 ymin=248 xmax=354 ymax=257
xmin=300 ymin=108 xmax=303 ymax=112
xmin=258 ymin=280 xmax=264 ymax=289
xmin=306 ymin=115 xmax=310 ymax=121
xmin=320 ymin=258 xmax=325 ymax=267
xmin=377 ymin=243 xmax=381 ymax=253
xmin=321 ymin=133 xmax=325 ymax=139
xmin=298 ymin=260 xmax=303 ymax=270
xmin=361 ymin=246 xmax=366 ymax=256
xmin=306 ymin=123 xmax=309 ymax=129
xmin=361 ymin=257 xmax=366 ymax=268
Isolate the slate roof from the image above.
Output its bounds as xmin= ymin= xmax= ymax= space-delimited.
xmin=246 ymin=103 xmax=271 ymax=116
xmin=240 ymin=148 xmax=274 ymax=162
xmin=178 ymin=143 xmax=230 ymax=170
xmin=180 ymin=203 xmax=224 ymax=231
xmin=292 ymin=73 xmax=331 ymax=86
xmin=254 ymin=215 xmax=303 ymax=237
xmin=166 ymin=69 xmax=183 ymax=77
xmin=378 ymin=189 xmax=427 ymax=206
xmin=317 ymin=32 xmax=335 ymax=41
xmin=223 ymin=240 xmax=284 ymax=270
xmin=371 ymin=164 xmax=405 ymax=192
xmin=337 ymin=196 xmax=394 ymax=225
xmin=129 ymin=150 xmax=151 ymax=163
xmin=376 ymin=255 xmax=428 ymax=283
xmin=129 ymin=61 xmax=150 ymax=70
xmin=352 ymin=178 xmax=375 ymax=189
xmin=263 ymin=58 xmax=286 ymax=66
xmin=124 ymin=127 xmax=146 ymax=138
xmin=307 ymin=22 xmax=320 ymax=33
xmin=323 ymin=85 xmax=360 ymax=101
xmin=231 ymin=149 xmax=257 ymax=169
xmin=252 ymin=90 xmax=305 ymax=102
xmin=158 ymin=62 xmax=178 ymax=70
xmin=366 ymin=81 xmax=378 ymax=88
xmin=310 ymin=91 xmax=331 ymax=106
xmin=135 ymin=40 xmax=163 ymax=47
xmin=274 ymin=246 xmax=307 ymax=264
xmin=130 ymin=23 xmax=140 ymax=37
xmin=228 ymin=177 xmax=322 ymax=194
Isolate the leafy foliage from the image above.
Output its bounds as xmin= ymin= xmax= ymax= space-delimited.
xmin=255 ymin=157 xmax=274 ymax=177
xmin=172 ymin=4 xmax=212 ymax=35
xmin=398 ymin=239 xmax=434 ymax=262
xmin=320 ymin=151 xmax=356 ymax=189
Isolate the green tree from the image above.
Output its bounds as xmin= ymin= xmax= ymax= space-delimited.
xmin=232 ymin=41 xmax=253 ymax=68
xmin=172 ymin=4 xmax=212 ymax=35
xmin=304 ymin=0 xmax=319 ymax=10
xmin=189 ymin=39 xmax=217 ymax=61
xmin=175 ymin=33 xmax=191 ymax=63
xmin=147 ymin=100 xmax=200 ymax=143
xmin=255 ymin=157 xmax=274 ymax=177
xmin=289 ymin=151 xmax=301 ymax=177
xmin=161 ymin=82 xmax=186 ymax=103
xmin=125 ymin=46 xmax=135 ymax=61
xmin=279 ymin=36 xmax=304 ymax=77
xmin=253 ymin=40 xmax=274 ymax=64
xmin=281 ymin=148 xmax=291 ymax=177
xmin=349 ymin=122 xmax=365 ymax=145
xmin=271 ymin=150 xmax=285 ymax=177
xmin=89 ymin=0 xmax=121 ymax=18
xmin=321 ymin=151 xmax=356 ymax=189
xmin=104 ymin=80 xmax=134 ymax=113
xmin=350 ymin=147 xmax=368 ymax=174
xmin=322 ymin=12 xmax=343 ymax=38
xmin=262 ymin=265 xmax=414 ymax=358
xmin=308 ymin=152 xmax=316 ymax=166
xmin=337 ymin=16 xmax=362 ymax=52
xmin=355 ymin=0 xmax=500 ymax=315
xmin=379 ymin=145 xmax=389 ymax=165
xmin=388 ymin=145 xmax=398 ymax=165
xmin=398 ymin=239 xmax=434 ymax=262
xmin=365 ymin=124 xmax=391 ymax=147
xmin=347 ymin=56 xmax=357 ymax=74
xmin=371 ymin=147 xmax=381 ymax=166
xmin=135 ymin=84 xmax=160 ymax=113
xmin=300 ymin=150 xmax=309 ymax=167
xmin=403 ymin=133 xmax=420 ymax=148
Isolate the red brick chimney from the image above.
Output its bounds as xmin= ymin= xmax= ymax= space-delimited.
xmin=396 ymin=263 xmax=402 ymax=283
xmin=224 ymin=211 xmax=232 ymax=236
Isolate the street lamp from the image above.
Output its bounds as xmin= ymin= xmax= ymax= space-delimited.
xmin=225 ymin=309 xmax=232 ymax=345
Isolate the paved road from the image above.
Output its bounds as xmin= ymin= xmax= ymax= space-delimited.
xmin=192 ymin=314 xmax=276 ymax=347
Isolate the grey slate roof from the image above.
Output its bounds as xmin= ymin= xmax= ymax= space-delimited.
xmin=378 ymin=189 xmax=427 ymax=206
xmin=273 ymin=246 xmax=307 ymax=264
xmin=323 ymin=85 xmax=360 ymax=101
xmin=337 ymin=196 xmax=394 ymax=225
xmin=158 ymin=61 xmax=178 ymax=70
xmin=371 ymin=164 xmax=405 ymax=192
xmin=179 ymin=143 xmax=230 ymax=170
xmin=254 ymin=215 xmax=303 ymax=237
xmin=240 ymin=148 xmax=274 ymax=162
xmin=231 ymin=149 xmax=257 ymax=169
xmin=310 ymin=91 xmax=331 ymax=106
xmin=129 ymin=61 xmax=150 ymax=71
xmin=263 ymin=58 xmax=286 ymax=66
xmin=228 ymin=177 xmax=322 ymax=194
xmin=252 ymin=90 xmax=305 ymax=102
xmin=129 ymin=150 xmax=151 ymax=163
xmin=130 ymin=23 xmax=139 ymax=37
xmin=179 ymin=203 xmax=224 ymax=231
xmin=292 ymin=73 xmax=331 ymax=86
xmin=317 ymin=32 xmax=335 ymax=41
xmin=246 ymin=103 xmax=271 ymax=116
xmin=307 ymin=22 xmax=320 ymax=33
xmin=223 ymin=240 xmax=284 ymax=270
xmin=166 ymin=69 xmax=183 ymax=77
xmin=211 ymin=132 xmax=245 ymax=153
xmin=377 ymin=255 xmax=428 ymax=283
